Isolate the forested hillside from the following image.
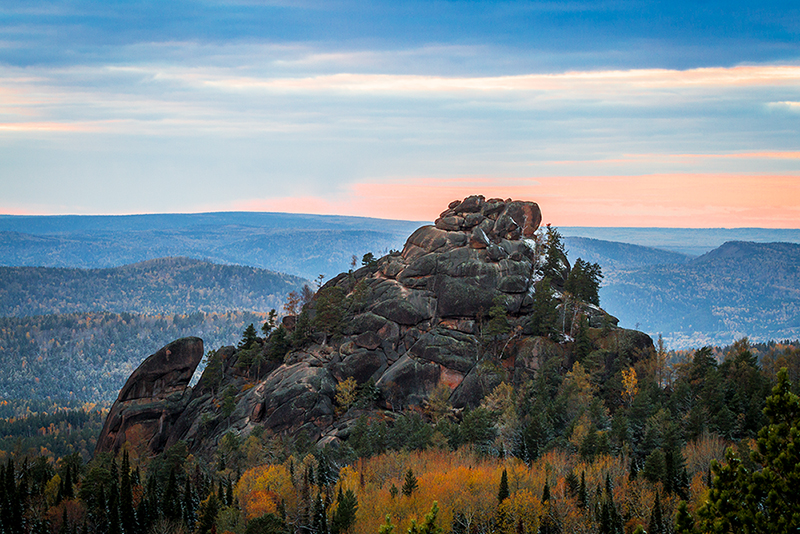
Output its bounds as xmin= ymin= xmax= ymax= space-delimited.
xmin=0 ymin=257 xmax=305 ymax=317
xmin=564 ymin=237 xmax=691 ymax=270
xmin=602 ymin=241 xmax=800 ymax=348
xmin=0 ymin=311 xmax=268 ymax=402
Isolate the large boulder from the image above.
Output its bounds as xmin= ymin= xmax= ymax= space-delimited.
xmin=95 ymin=337 xmax=203 ymax=455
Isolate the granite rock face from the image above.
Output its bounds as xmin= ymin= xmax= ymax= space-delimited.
xmin=98 ymin=196 xmax=651 ymax=458
xmin=95 ymin=337 xmax=203 ymax=455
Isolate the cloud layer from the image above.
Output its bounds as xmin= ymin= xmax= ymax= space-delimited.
xmin=0 ymin=1 xmax=798 ymax=226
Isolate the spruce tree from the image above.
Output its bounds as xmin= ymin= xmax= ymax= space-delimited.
xmin=119 ymin=451 xmax=136 ymax=534
xmin=401 ymin=469 xmax=418 ymax=497
xmin=497 ymin=469 xmax=509 ymax=504
xmin=239 ymin=323 xmax=259 ymax=350
xmin=330 ymin=488 xmax=358 ymax=534
xmin=648 ymin=492 xmax=664 ymax=534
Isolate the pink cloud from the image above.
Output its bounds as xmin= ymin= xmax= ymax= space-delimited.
xmin=232 ymin=173 xmax=800 ymax=228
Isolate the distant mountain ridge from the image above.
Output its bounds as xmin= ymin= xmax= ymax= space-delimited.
xmin=0 ymin=212 xmax=425 ymax=280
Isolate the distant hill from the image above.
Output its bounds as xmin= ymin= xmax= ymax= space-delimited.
xmin=0 ymin=212 xmax=425 ymax=280
xmin=0 ymin=257 xmax=306 ymax=317
xmin=601 ymin=241 xmax=800 ymax=348
xmin=562 ymin=227 xmax=800 ymax=256
xmin=564 ymin=236 xmax=691 ymax=270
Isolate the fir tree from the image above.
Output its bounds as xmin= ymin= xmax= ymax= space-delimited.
xmin=497 ymin=469 xmax=509 ymax=504
xmin=648 ymin=492 xmax=664 ymax=534
xmin=239 ymin=323 xmax=259 ymax=350
xmin=401 ymin=469 xmax=418 ymax=497
xmin=330 ymin=488 xmax=358 ymax=534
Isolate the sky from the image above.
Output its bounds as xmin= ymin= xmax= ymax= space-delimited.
xmin=1 ymin=0 xmax=799 ymax=227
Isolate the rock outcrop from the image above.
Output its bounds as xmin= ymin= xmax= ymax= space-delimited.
xmin=99 ymin=196 xmax=652 ymax=459
xmin=95 ymin=336 xmax=203 ymax=456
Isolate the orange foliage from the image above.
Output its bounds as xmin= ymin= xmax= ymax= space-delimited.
xmin=234 ymin=447 xmax=697 ymax=534
xmin=235 ymin=463 xmax=295 ymax=520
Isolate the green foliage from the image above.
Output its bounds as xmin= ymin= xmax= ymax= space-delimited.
xmin=540 ymin=225 xmax=567 ymax=284
xmin=267 ymin=325 xmax=291 ymax=362
xmin=497 ymin=469 xmax=509 ymax=503
xmin=221 ymin=385 xmax=238 ymax=419
xmin=262 ymin=309 xmax=278 ymax=337
xmin=527 ymin=278 xmax=559 ymax=340
xmin=201 ymin=350 xmax=224 ymax=394
xmin=379 ymin=515 xmax=396 ymax=534
xmin=484 ymin=295 xmax=511 ymax=339
xmin=291 ymin=309 xmax=313 ymax=348
xmin=361 ymin=253 xmax=378 ymax=268
xmin=407 ymin=502 xmax=443 ymax=534
xmin=330 ymin=487 xmax=359 ymax=534
xmin=565 ymin=258 xmax=603 ymax=306
xmin=314 ymin=286 xmax=347 ymax=339
xmin=239 ymin=323 xmax=259 ymax=350
xmin=245 ymin=513 xmax=289 ymax=534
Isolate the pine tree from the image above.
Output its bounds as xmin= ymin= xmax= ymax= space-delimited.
xmin=675 ymin=500 xmax=696 ymax=534
xmin=196 ymin=493 xmax=220 ymax=534
xmin=407 ymin=502 xmax=443 ymax=534
xmin=378 ymin=515 xmax=395 ymax=534
xmin=183 ymin=477 xmax=196 ymax=531
xmin=696 ymin=368 xmax=800 ymax=533
xmin=528 ymin=278 xmax=559 ymax=340
xmin=578 ymin=471 xmax=588 ymax=509
xmin=312 ymin=493 xmax=328 ymax=534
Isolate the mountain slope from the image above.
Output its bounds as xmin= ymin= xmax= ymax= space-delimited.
xmin=601 ymin=241 xmax=800 ymax=348
xmin=564 ymin=236 xmax=691 ymax=270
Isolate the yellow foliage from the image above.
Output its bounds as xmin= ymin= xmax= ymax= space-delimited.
xmin=621 ymin=367 xmax=638 ymax=405
xmin=335 ymin=377 xmax=358 ymax=413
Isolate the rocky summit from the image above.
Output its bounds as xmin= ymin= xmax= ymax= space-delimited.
xmin=98 ymin=195 xmax=652 ymax=458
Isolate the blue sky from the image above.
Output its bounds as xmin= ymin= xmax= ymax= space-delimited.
xmin=1 ymin=0 xmax=799 ymax=226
